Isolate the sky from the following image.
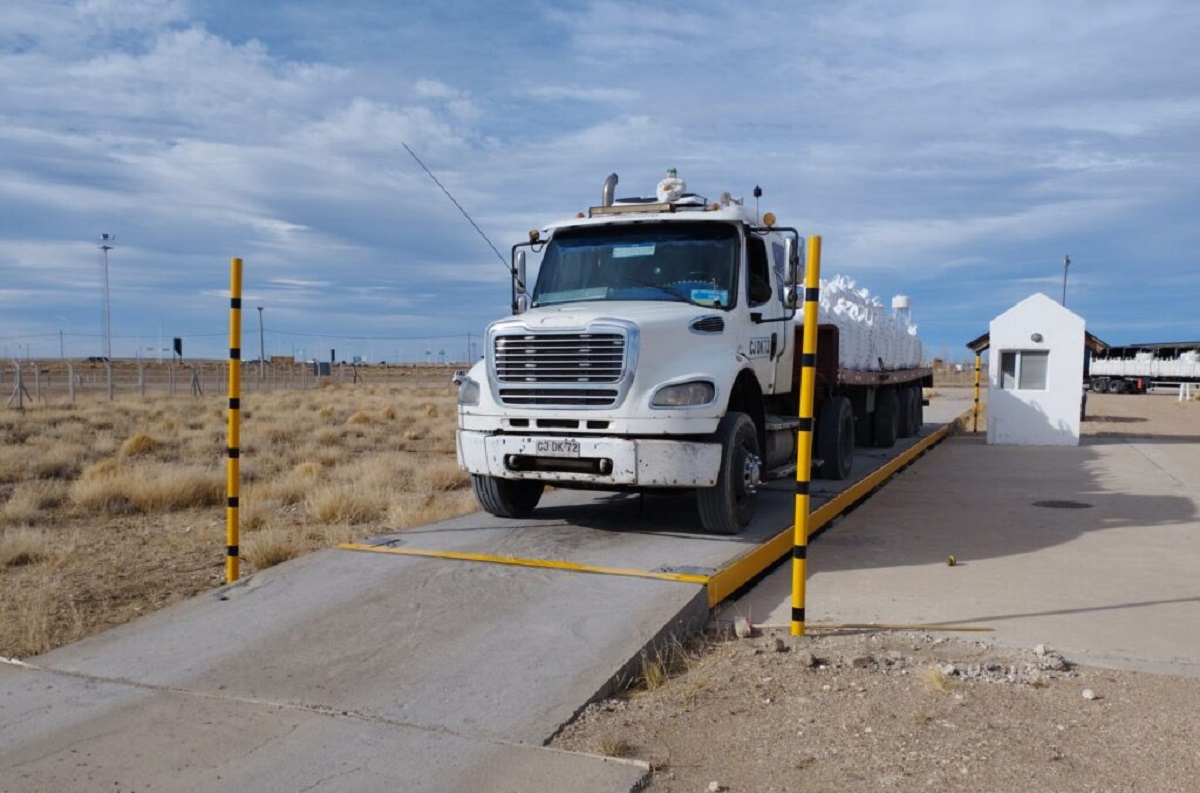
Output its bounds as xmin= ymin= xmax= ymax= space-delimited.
xmin=2 ymin=0 xmax=1198 ymax=364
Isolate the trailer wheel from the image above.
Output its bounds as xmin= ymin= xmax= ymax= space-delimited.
xmin=816 ymin=396 xmax=855 ymax=480
xmin=897 ymin=387 xmax=918 ymax=438
xmin=697 ymin=412 xmax=760 ymax=535
xmin=1107 ymin=379 xmax=1124 ymax=394
xmin=872 ymin=388 xmax=899 ymax=448
xmin=471 ymin=475 xmax=544 ymax=518
xmin=1091 ymin=377 xmax=1108 ymax=393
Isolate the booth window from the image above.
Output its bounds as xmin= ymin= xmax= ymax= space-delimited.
xmin=1000 ymin=350 xmax=1049 ymax=390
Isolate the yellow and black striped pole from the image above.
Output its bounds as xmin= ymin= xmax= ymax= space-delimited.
xmin=226 ymin=257 xmax=243 ymax=583
xmin=973 ymin=352 xmax=981 ymax=433
xmin=792 ymin=235 xmax=822 ymax=637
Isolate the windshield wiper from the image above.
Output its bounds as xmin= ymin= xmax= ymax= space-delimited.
xmin=625 ymin=278 xmax=698 ymax=305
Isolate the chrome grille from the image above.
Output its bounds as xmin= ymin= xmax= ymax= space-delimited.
xmin=494 ymin=333 xmax=625 ymax=383
xmin=492 ymin=331 xmax=628 ymax=408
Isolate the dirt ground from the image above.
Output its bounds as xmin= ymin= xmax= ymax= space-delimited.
xmin=552 ymin=391 xmax=1200 ymax=792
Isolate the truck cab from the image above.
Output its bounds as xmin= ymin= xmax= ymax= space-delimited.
xmin=456 ymin=173 xmax=803 ymax=534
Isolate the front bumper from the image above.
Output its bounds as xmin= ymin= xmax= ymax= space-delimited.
xmin=457 ymin=431 xmax=722 ymax=488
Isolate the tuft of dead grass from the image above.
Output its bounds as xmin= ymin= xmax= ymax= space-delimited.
xmin=69 ymin=464 xmax=224 ymax=513
xmin=1 ymin=481 xmax=67 ymax=525
xmin=120 ymin=432 xmax=164 ymax=456
xmin=600 ymin=736 xmax=635 ymax=758
xmin=242 ymin=528 xmax=302 ymax=570
xmin=920 ymin=665 xmax=961 ymax=694
xmin=0 ymin=527 xmax=52 ymax=568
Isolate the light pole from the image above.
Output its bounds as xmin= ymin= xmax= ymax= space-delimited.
xmin=1061 ymin=254 xmax=1070 ymax=307
xmin=257 ymin=306 xmax=265 ymax=377
xmin=99 ymin=234 xmax=114 ymax=359
xmin=55 ymin=315 xmax=71 ymax=361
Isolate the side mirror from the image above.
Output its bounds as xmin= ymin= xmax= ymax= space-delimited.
xmin=515 ymin=251 xmax=527 ymax=295
xmin=513 ymin=251 xmax=528 ymax=315
xmin=783 ymin=238 xmax=801 ymax=287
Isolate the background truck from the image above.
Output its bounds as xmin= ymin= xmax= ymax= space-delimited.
xmin=455 ymin=172 xmax=932 ymax=534
xmin=1088 ymin=343 xmax=1200 ymax=394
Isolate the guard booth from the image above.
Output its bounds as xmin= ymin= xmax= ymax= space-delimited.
xmin=966 ymin=293 xmax=1106 ymax=446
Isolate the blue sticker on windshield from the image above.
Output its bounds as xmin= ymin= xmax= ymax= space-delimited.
xmin=691 ymin=289 xmax=728 ymax=306
xmin=613 ymin=244 xmax=656 ymax=259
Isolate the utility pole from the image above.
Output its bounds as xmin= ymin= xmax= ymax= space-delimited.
xmin=257 ymin=306 xmax=265 ymax=377
xmin=1061 ymin=254 xmax=1070 ymax=307
xmin=99 ymin=234 xmax=114 ymax=359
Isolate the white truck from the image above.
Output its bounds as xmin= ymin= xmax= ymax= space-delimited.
xmin=455 ymin=173 xmax=931 ymax=534
xmin=1088 ymin=343 xmax=1200 ymax=394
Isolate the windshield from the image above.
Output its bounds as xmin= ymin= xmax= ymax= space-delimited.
xmin=531 ymin=222 xmax=740 ymax=309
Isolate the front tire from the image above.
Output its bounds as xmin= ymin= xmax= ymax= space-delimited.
xmin=471 ymin=475 xmax=544 ymax=518
xmin=697 ymin=412 xmax=760 ymax=535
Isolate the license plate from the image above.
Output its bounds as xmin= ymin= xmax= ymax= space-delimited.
xmin=536 ymin=439 xmax=581 ymax=457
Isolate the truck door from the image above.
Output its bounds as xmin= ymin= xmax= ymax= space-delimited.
xmin=743 ymin=233 xmax=791 ymax=394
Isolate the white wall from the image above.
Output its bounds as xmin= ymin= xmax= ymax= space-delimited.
xmin=987 ymin=293 xmax=1085 ymax=446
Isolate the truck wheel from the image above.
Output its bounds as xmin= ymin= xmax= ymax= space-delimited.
xmin=816 ymin=396 xmax=854 ymax=480
xmin=471 ymin=475 xmax=544 ymax=518
xmin=897 ymin=387 xmax=917 ymax=438
xmin=697 ymin=412 xmax=760 ymax=535
xmin=872 ymin=388 xmax=899 ymax=448
xmin=1107 ymin=379 xmax=1124 ymax=394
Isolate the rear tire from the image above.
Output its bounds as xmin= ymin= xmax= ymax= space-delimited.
xmin=872 ymin=388 xmax=899 ymax=448
xmin=471 ymin=475 xmax=544 ymax=518
xmin=897 ymin=387 xmax=917 ymax=438
xmin=697 ymin=412 xmax=760 ymax=535
xmin=816 ymin=396 xmax=855 ymax=480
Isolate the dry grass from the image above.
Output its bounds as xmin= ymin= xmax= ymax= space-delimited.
xmin=600 ymin=736 xmax=635 ymax=758
xmin=920 ymin=665 xmax=962 ymax=694
xmin=0 ymin=376 xmax=471 ymax=658
xmin=637 ymin=636 xmax=698 ymax=693
xmin=1 ymin=527 xmax=52 ymax=568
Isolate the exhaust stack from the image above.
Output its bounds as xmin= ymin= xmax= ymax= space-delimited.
xmin=601 ymin=173 xmax=618 ymax=207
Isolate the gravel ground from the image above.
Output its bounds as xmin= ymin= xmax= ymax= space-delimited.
xmin=552 ymin=392 xmax=1200 ymax=792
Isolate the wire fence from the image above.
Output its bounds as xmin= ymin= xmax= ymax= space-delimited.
xmin=4 ymin=360 xmax=462 ymax=409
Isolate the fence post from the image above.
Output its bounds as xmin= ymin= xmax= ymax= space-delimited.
xmin=106 ymin=360 xmax=114 ymax=401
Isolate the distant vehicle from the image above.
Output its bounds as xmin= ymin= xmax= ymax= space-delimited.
xmin=1088 ymin=343 xmax=1200 ymax=393
xmin=454 ymin=171 xmax=931 ymax=534
xmin=84 ymin=356 xmax=110 ymax=364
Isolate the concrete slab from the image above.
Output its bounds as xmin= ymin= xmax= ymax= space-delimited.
xmin=732 ymin=433 xmax=1200 ymax=676
xmin=0 ymin=663 xmax=647 ymax=793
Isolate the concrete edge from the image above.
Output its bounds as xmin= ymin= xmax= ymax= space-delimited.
xmin=545 ymin=585 xmax=711 ymax=746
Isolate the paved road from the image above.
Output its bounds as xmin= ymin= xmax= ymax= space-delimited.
xmin=0 ymin=410 xmax=952 ymax=791
xmin=736 ymin=392 xmax=1200 ymax=676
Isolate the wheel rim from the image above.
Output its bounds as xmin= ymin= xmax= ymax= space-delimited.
xmin=737 ymin=448 xmax=762 ymax=498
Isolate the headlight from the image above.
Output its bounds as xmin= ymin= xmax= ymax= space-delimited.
xmin=457 ymin=377 xmax=481 ymax=406
xmin=651 ymin=380 xmax=715 ymax=407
